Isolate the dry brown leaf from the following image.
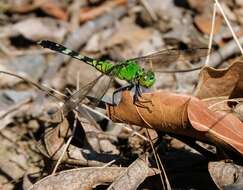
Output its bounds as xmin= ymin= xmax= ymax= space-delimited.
xmin=79 ymin=117 xmax=119 ymax=154
xmin=40 ymin=2 xmax=68 ymax=21
xmin=12 ymin=17 xmax=67 ymax=41
xmin=105 ymin=17 xmax=163 ymax=59
xmin=208 ymin=161 xmax=243 ymax=189
xmin=195 ymin=60 xmax=243 ymax=100
xmin=30 ymin=167 xmax=125 ymax=190
xmin=194 ymin=13 xmax=222 ymax=35
xmin=37 ymin=115 xmax=71 ymax=160
xmin=3 ymin=0 xmax=47 ymax=13
xmin=107 ymin=91 xmax=243 ymax=157
xmin=30 ymin=166 xmax=158 ymax=190
xmin=187 ymin=0 xmax=212 ymax=13
xmin=80 ymin=0 xmax=127 ymax=22
xmin=108 ymin=153 xmax=158 ymax=190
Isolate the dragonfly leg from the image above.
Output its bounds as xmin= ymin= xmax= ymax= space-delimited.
xmin=133 ymin=86 xmax=152 ymax=112
xmin=112 ymin=83 xmax=134 ymax=105
xmin=135 ymin=85 xmax=153 ymax=105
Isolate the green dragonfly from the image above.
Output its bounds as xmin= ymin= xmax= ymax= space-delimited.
xmin=38 ymin=40 xmax=209 ymax=113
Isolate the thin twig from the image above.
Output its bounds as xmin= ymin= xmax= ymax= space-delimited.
xmin=51 ymin=135 xmax=72 ymax=175
xmin=215 ymin=0 xmax=243 ymax=55
xmin=0 ymin=71 xmax=64 ymax=101
xmin=205 ymin=3 xmax=217 ymax=66
xmin=136 ymin=106 xmax=168 ymax=189
xmin=208 ymin=98 xmax=243 ymax=109
xmin=52 ymin=72 xmax=81 ymax=175
xmin=200 ymin=36 xmax=243 ymax=67
xmin=140 ymin=0 xmax=158 ymax=21
xmin=101 ymin=159 xmax=116 ymax=168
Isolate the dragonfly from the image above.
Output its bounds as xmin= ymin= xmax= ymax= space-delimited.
xmin=38 ymin=40 xmax=210 ymax=114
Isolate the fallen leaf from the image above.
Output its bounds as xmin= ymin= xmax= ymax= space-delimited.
xmin=37 ymin=114 xmax=71 ymax=160
xmin=194 ymin=13 xmax=222 ymax=35
xmin=105 ymin=17 xmax=163 ymax=59
xmin=208 ymin=161 xmax=243 ymax=189
xmin=30 ymin=166 xmax=158 ymax=190
xmin=12 ymin=17 xmax=68 ymax=41
xmin=195 ymin=60 xmax=243 ymax=100
xmin=30 ymin=167 xmax=125 ymax=190
xmin=107 ymin=91 xmax=243 ymax=159
xmin=108 ymin=153 xmax=158 ymax=190
xmin=80 ymin=0 xmax=127 ymax=22
xmin=40 ymin=2 xmax=68 ymax=21
xmin=0 ymin=54 xmax=46 ymax=87
xmin=187 ymin=0 xmax=212 ymax=13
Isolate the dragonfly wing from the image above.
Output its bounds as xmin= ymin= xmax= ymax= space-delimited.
xmin=62 ymin=74 xmax=105 ymax=116
xmin=130 ymin=48 xmax=210 ymax=72
xmin=87 ymin=75 xmax=113 ymax=106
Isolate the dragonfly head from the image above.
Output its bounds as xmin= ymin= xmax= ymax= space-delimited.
xmin=139 ymin=70 xmax=155 ymax=88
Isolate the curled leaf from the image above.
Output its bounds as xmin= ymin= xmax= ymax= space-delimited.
xmin=208 ymin=161 xmax=243 ymax=189
xmin=107 ymin=91 xmax=243 ymax=157
xmin=108 ymin=153 xmax=158 ymax=190
xmin=30 ymin=165 xmax=158 ymax=190
xmin=195 ymin=60 xmax=243 ymax=100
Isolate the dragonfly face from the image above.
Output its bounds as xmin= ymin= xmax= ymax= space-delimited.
xmin=138 ymin=70 xmax=155 ymax=88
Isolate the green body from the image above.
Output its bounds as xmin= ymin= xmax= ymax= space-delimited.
xmin=39 ymin=40 xmax=156 ymax=88
xmin=80 ymin=58 xmax=155 ymax=88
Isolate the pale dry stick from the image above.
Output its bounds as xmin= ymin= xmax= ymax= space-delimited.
xmin=145 ymin=127 xmax=169 ymax=190
xmin=11 ymin=49 xmax=53 ymax=56
xmin=156 ymin=152 xmax=171 ymax=190
xmin=51 ymin=72 xmax=81 ymax=175
xmin=0 ymin=71 xmax=65 ymax=101
xmin=140 ymin=0 xmax=158 ymax=21
xmin=202 ymin=96 xmax=228 ymax=103
xmin=0 ymin=43 xmax=52 ymax=57
xmin=205 ymin=3 xmax=217 ymax=66
xmin=201 ymin=36 xmax=243 ymax=68
xmin=101 ymin=159 xmax=116 ymax=168
xmin=208 ymin=98 xmax=243 ymax=110
xmin=108 ymin=122 xmax=149 ymax=141
xmin=130 ymin=127 xmax=149 ymax=141
xmin=215 ymin=0 xmax=243 ymax=55
xmin=82 ymin=104 xmax=110 ymax=121
xmin=136 ymin=107 xmax=169 ymax=190
xmin=0 ymin=97 xmax=31 ymax=119
xmin=69 ymin=0 xmax=82 ymax=31
xmin=51 ymin=135 xmax=73 ymax=175
xmin=0 ymin=43 xmax=12 ymax=56
xmin=0 ymin=97 xmax=31 ymax=131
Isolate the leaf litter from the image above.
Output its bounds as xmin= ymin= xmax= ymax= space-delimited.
xmin=1 ymin=0 xmax=243 ymax=190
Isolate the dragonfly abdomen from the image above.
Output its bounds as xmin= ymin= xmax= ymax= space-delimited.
xmin=38 ymin=40 xmax=114 ymax=73
xmin=90 ymin=60 xmax=114 ymax=74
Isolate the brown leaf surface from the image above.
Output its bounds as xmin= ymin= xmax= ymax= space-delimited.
xmin=30 ymin=166 xmax=158 ymax=190
xmin=107 ymin=91 xmax=243 ymax=156
xmin=37 ymin=116 xmax=70 ymax=160
xmin=208 ymin=161 xmax=243 ymax=189
xmin=194 ymin=13 xmax=222 ymax=35
xmin=194 ymin=60 xmax=243 ymax=100
xmin=108 ymin=153 xmax=157 ymax=190
xmin=30 ymin=167 xmax=125 ymax=190
xmin=40 ymin=2 xmax=68 ymax=21
xmin=80 ymin=0 xmax=127 ymax=23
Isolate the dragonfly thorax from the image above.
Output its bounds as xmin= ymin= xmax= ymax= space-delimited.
xmin=113 ymin=61 xmax=155 ymax=88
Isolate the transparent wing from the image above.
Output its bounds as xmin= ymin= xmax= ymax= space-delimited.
xmin=62 ymin=74 xmax=105 ymax=116
xmin=87 ymin=75 xmax=113 ymax=106
xmin=130 ymin=47 xmax=211 ymax=72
